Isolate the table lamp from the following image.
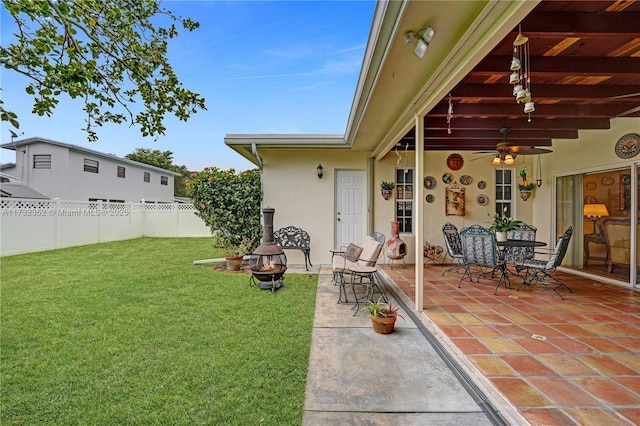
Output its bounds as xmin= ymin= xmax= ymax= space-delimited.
xmin=583 ymin=204 xmax=609 ymax=234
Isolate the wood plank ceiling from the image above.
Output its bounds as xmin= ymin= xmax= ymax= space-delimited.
xmin=398 ymin=0 xmax=640 ymax=154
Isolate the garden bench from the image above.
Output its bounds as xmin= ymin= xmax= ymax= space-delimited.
xmin=274 ymin=226 xmax=312 ymax=271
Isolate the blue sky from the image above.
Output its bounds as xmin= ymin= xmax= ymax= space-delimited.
xmin=1 ymin=1 xmax=375 ymax=171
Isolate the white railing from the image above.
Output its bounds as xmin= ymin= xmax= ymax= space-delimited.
xmin=0 ymin=198 xmax=211 ymax=256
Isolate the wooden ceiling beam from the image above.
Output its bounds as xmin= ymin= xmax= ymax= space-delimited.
xmin=424 ymin=117 xmax=611 ymax=130
xmin=519 ymin=11 xmax=640 ymax=37
xmin=422 ymin=129 xmax=577 ymax=140
xmin=429 ymin=103 xmax=632 ymax=117
xmin=473 ymin=56 xmax=640 ymax=75
xmin=451 ymin=83 xmax=640 ymax=99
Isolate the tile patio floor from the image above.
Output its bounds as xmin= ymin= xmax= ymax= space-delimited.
xmin=378 ymin=263 xmax=640 ymax=426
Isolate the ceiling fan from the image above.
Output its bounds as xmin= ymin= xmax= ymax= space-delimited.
xmin=472 ymin=127 xmax=552 ymax=164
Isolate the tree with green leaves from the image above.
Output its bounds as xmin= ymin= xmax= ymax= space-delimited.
xmin=1 ymin=0 xmax=206 ymax=141
xmin=124 ymin=148 xmax=189 ymax=197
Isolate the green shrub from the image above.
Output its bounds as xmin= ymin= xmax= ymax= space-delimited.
xmin=186 ymin=167 xmax=262 ymax=250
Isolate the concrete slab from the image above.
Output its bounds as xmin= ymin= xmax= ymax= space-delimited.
xmin=303 ymin=273 xmax=493 ymax=425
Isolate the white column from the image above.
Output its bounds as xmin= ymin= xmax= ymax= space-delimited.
xmin=414 ymin=114 xmax=424 ymax=311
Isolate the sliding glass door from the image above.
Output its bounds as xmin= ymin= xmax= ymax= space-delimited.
xmin=556 ymin=166 xmax=638 ymax=286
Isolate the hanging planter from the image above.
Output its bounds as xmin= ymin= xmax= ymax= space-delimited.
xmin=380 ymin=181 xmax=395 ymax=200
xmin=518 ymin=184 xmax=535 ymax=201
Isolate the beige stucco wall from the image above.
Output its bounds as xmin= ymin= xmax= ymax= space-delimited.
xmin=259 ymin=149 xmax=368 ymax=265
xmin=259 ymin=117 xmax=639 ymax=267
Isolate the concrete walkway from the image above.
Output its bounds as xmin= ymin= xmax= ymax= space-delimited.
xmin=302 ymin=268 xmax=519 ymax=425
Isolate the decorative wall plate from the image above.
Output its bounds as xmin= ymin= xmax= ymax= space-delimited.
xmin=460 ymin=175 xmax=473 ymax=185
xmin=446 ymin=153 xmax=464 ymax=171
xmin=615 ymin=133 xmax=640 ymax=159
xmin=423 ymin=176 xmax=436 ymax=190
xmin=477 ymin=180 xmax=487 ymax=189
xmin=442 ymin=173 xmax=453 ymax=184
xmin=586 ymin=181 xmax=597 ymax=190
xmin=477 ymin=194 xmax=488 ymax=206
xmin=602 ymin=176 xmax=615 ymax=186
xmin=425 ymin=194 xmax=435 ymax=203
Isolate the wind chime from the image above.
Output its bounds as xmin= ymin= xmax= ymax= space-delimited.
xmin=509 ymin=25 xmax=535 ymax=122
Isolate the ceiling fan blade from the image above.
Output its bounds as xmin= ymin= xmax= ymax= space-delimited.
xmin=472 ymin=151 xmax=498 ymax=154
xmin=511 ymin=146 xmax=553 ymax=155
xmin=470 ymin=154 xmax=495 ymax=161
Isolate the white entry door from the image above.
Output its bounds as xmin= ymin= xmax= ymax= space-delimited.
xmin=336 ymin=170 xmax=366 ymax=248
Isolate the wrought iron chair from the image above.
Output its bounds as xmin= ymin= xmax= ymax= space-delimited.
xmin=441 ymin=222 xmax=464 ymax=276
xmin=498 ymin=223 xmax=538 ymax=276
xmin=515 ymin=226 xmax=574 ymax=299
xmin=459 ymin=225 xmax=509 ymax=295
xmin=504 ymin=223 xmax=537 ymax=263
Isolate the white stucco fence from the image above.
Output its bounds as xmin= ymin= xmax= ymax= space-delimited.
xmin=0 ymin=198 xmax=211 ymax=256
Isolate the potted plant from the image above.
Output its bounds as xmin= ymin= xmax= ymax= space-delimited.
xmin=213 ymin=235 xmax=256 ymax=271
xmin=488 ymin=208 xmax=522 ymax=242
xmin=380 ymin=181 xmax=395 ymax=200
xmin=358 ymin=297 xmax=405 ymax=334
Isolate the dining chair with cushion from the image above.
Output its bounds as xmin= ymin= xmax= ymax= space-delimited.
xmin=459 ymin=224 xmax=510 ymax=294
xmin=331 ymin=235 xmax=383 ymax=303
xmin=441 ymin=222 xmax=465 ymax=276
xmin=504 ymin=223 xmax=537 ymax=264
xmin=515 ymin=226 xmax=574 ymax=299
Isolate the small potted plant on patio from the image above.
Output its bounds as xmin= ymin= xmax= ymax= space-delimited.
xmin=380 ymin=181 xmax=395 ymax=200
xmin=213 ymin=235 xmax=256 ymax=271
xmin=359 ymin=297 xmax=405 ymax=334
xmin=488 ymin=208 xmax=521 ymax=242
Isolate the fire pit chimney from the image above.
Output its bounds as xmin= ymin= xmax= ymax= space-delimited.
xmin=253 ymin=207 xmax=284 ymax=256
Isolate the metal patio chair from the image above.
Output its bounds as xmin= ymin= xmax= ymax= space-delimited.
xmin=515 ymin=226 xmax=574 ymax=299
xmin=459 ymin=224 xmax=510 ymax=295
xmin=441 ymin=222 xmax=464 ymax=276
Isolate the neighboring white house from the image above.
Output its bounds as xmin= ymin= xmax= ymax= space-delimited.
xmin=0 ymin=137 xmax=178 ymax=203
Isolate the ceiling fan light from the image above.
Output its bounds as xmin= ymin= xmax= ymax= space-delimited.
xmin=492 ymin=156 xmax=502 ymax=166
xmin=504 ymin=154 xmax=515 ymax=165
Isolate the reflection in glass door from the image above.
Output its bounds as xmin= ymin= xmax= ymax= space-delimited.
xmin=557 ymin=166 xmax=637 ymax=286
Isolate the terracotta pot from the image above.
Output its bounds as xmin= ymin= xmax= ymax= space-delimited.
xmin=225 ymin=256 xmax=243 ymax=271
xmin=370 ymin=315 xmax=396 ymax=334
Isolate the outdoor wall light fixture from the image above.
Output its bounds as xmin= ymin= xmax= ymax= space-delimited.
xmin=404 ymin=26 xmax=436 ymax=59
xmin=316 ymin=164 xmax=324 ymax=179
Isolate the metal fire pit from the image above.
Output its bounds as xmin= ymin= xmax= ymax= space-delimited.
xmin=249 ymin=208 xmax=287 ymax=291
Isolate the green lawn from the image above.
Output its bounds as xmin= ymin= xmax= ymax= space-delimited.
xmin=1 ymin=238 xmax=318 ymax=425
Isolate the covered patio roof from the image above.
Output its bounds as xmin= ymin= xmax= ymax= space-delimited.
xmin=226 ymin=0 xmax=640 ymax=163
